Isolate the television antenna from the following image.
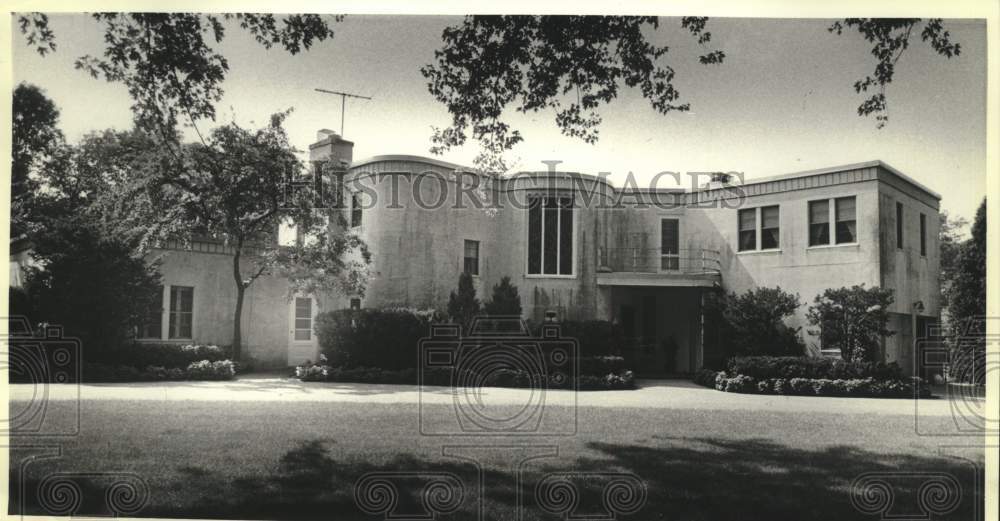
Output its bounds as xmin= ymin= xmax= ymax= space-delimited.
xmin=314 ymin=88 xmax=373 ymax=137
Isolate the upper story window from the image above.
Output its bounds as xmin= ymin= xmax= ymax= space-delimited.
xmin=660 ymin=219 xmax=679 ymax=270
xmin=464 ymin=239 xmax=480 ymax=275
xmin=920 ymin=213 xmax=927 ymax=256
xmin=169 ymin=286 xmax=194 ymax=339
xmin=738 ymin=205 xmax=779 ymax=251
xmin=809 ymin=196 xmax=857 ymax=246
xmin=350 ymin=193 xmax=363 ymax=228
xmin=896 ymin=202 xmax=904 ymax=249
xmin=527 ymin=195 xmax=573 ymax=276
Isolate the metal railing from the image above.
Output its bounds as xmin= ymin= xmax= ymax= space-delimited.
xmin=597 ymin=247 xmax=721 ymax=275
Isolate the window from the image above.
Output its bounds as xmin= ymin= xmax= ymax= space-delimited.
xmin=920 ymin=213 xmax=927 ymax=256
xmin=808 ymin=200 xmax=830 ymax=246
xmin=896 ymin=202 xmax=904 ymax=249
xmin=351 ymin=193 xmax=362 ymax=227
xmin=660 ymin=219 xmax=679 ymax=270
xmin=168 ymin=286 xmax=194 ymax=339
xmin=293 ymin=297 xmax=313 ymax=341
xmin=349 ymin=297 xmax=362 ymax=310
xmin=527 ymin=195 xmax=573 ymax=275
xmin=139 ymin=286 xmax=164 ymax=339
xmin=835 ymin=197 xmax=857 ymax=244
xmin=761 ymin=206 xmax=780 ymax=249
xmin=738 ymin=209 xmax=756 ymax=251
xmin=463 ymin=240 xmax=480 ymax=275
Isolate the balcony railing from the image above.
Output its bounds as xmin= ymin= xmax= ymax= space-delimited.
xmin=597 ymin=248 xmax=721 ymax=275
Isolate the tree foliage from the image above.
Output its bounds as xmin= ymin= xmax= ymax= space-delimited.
xmin=17 ymin=13 xmax=340 ymax=135
xmin=938 ymin=209 xmax=969 ymax=314
xmin=12 ymin=82 xmax=64 ymax=238
xmin=447 ymin=272 xmax=481 ymax=329
xmin=806 ymin=285 xmax=895 ymax=363
xmin=946 ymin=199 xmax=986 ymax=332
xmin=483 ymin=276 xmax=522 ymax=316
xmin=717 ymin=286 xmax=804 ymax=357
xmin=422 ymin=15 xmax=724 ymax=172
xmin=828 ymin=18 xmax=961 ymax=128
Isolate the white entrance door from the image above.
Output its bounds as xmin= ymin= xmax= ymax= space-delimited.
xmin=287 ymin=296 xmax=319 ymax=366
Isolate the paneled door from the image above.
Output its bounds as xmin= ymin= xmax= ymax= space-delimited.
xmin=287 ymin=296 xmax=319 ymax=366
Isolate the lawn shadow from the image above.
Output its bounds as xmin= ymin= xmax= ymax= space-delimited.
xmin=10 ymin=436 xmax=983 ymax=520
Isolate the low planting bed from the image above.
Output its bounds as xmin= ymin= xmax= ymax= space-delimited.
xmin=693 ymin=356 xmax=930 ymax=398
xmin=296 ymin=355 xmax=636 ymax=390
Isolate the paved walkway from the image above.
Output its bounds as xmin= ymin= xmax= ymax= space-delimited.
xmin=9 ymin=377 xmax=965 ymax=417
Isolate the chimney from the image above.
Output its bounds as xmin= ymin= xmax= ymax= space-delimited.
xmin=702 ymin=172 xmax=737 ymax=190
xmin=309 ymin=128 xmax=354 ymax=167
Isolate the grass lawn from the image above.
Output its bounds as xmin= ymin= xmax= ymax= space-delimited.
xmin=8 ymin=380 xmax=985 ymax=520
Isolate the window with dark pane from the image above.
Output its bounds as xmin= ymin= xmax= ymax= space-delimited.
xmin=896 ymin=202 xmax=904 ymax=249
xmin=738 ymin=208 xmax=756 ymax=251
xmin=294 ymin=297 xmax=312 ymax=341
xmin=139 ymin=285 xmax=164 ymax=339
xmin=543 ymin=197 xmax=559 ymax=274
xmin=527 ymin=196 xmax=542 ymax=274
xmin=168 ymin=286 xmax=194 ymax=339
xmin=660 ymin=218 xmax=679 ymax=270
xmin=920 ymin=213 xmax=927 ymax=256
xmin=558 ymin=197 xmax=573 ymax=274
xmin=464 ymin=239 xmax=480 ymax=275
xmin=809 ymin=200 xmax=830 ymax=246
xmin=835 ymin=196 xmax=856 ymax=244
xmin=761 ymin=206 xmax=780 ymax=249
xmin=351 ymin=192 xmax=362 ymax=227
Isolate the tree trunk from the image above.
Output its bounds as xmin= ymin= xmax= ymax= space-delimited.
xmin=232 ymin=245 xmax=245 ymax=362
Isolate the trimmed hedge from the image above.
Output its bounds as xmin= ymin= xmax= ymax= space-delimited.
xmin=81 ymin=359 xmax=237 ymax=382
xmin=692 ymin=367 xmax=929 ymax=398
xmin=532 ymin=320 xmax=626 ymax=357
xmin=97 ymin=343 xmax=231 ymax=368
xmin=725 ymin=356 xmax=903 ymax=380
xmin=296 ymin=364 xmax=636 ymax=390
xmin=315 ymin=307 xmax=445 ymax=370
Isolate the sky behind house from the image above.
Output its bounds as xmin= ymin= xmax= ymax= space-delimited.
xmin=12 ymin=15 xmax=988 ymax=226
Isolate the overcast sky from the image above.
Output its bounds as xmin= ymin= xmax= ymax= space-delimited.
xmin=12 ymin=14 xmax=987 ymax=225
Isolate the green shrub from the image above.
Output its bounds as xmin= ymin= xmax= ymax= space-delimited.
xmin=578 ymin=356 xmax=628 ymax=375
xmin=447 ymin=272 xmax=480 ymax=328
xmin=726 ymin=356 xmax=903 ymax=380
xmin=712 ymin=287 xmax=805 ymax=357
xmin=483 ymin=276 xmax=522 ymax=316
xmin=314 ymin=307 xmax=445 ymax=370
xmin=100 ymin=343 xmax=230 ymax=369
xmin=693 ymin=368 xmax=723 ymax=388
xmin=535 ymin=320 xmax=626 ymax=357
xmin=184 ymin=360 xmax=236 ymax=380
xmin=80 ymin=359 xmax=235 ymax=382
xmin=806 ymin=285 xmax=895 ymax=363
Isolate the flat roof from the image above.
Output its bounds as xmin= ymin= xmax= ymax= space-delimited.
xmin=747 ymin=160 xmax=941 ymax=200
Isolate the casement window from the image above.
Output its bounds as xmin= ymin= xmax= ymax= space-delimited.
xmin=738 ymin=209 xmax=756 ymax=251
xmin=808 ymin=200 xmax=831 ymax=246
xmin=835 ymin=197 xmax=857 ymax=244
xmin=527 ymin=195 xmax=574 ymax=275
xmin=920 ymin=213 xmax=927 ymax=256
xmin=809 ymin=196 xmax=857 ymax=246
xmin=738 ymin=205 xmax=779 ymax=251
xmin=464 ymin=240 xmax=480 ymax=275
xmin=168 ymin=286 xmax=194 ymax=339
xmin=896 ymin=202 xmax=904 ymax=249
xmin=293 ymin=297 xmax=313 ymax=341
xmin=139 ymin=286 xmax=164 ymax=339
xmin=351 ymin=193 xmax=363 ymax=228
xmin=660 ymin=219 xmax=679 ymax=270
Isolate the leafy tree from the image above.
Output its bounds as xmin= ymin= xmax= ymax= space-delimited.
xmin=118 ymin=113 xmax=370 ymax=361
xmin=807 ymin=285 xmax=895 ymax=363
xmin=447 ymin=272 xmax=481 ymax=329
xmin=946 ymin=199 xmax=986 ymax=383
xmin=17 ymin=13 xmax=339 ymax=135
xmin=939 ymin=209 xmax=969 ymax=314
xmin=12 ymin=82 xmax=64 ymax=238
xmin=18 ymin=127 xmax=162 ymax=355
xmin=483 ymin=276 xmax=522 ymax=316
xmin=422 ymin=16 xmax=723 ymax=171
xmin=828 ymin=18 xmax=961 ymax=128
xmin=717 ymin=287 xmax=804 ymax=357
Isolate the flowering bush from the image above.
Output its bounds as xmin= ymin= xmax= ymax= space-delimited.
xmin=185 ymin=360 xmax=236 ymax=380
xmin=81 ymin=359 xmax=236 ymax=382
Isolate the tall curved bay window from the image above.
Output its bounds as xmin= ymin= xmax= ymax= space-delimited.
xmin=527 ymin=194 xmax=574 ymax=275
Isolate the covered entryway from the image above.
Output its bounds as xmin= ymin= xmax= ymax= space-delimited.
xmin=609 ymin=286 xmax=707 ymax=375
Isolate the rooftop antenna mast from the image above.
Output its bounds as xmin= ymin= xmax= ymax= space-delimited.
xmin=314 ymin=88 xmax=373 ymax=137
